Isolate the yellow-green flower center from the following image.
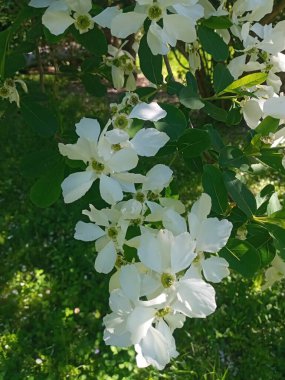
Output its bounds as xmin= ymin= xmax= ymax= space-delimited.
xmin=135 ymin=192 xmax=146 ymax=203
xmin=161 ymin=273 xmax=175 ymax=288
xmin=114 ymin=114 xmax=129 ymax=129
xmin=107 ymin=227 xmax=118 ymax=240
xmin=112 ymin=143 xmax=122 ymax=152
xmin=0 ymin=86 xmax=10 ymax=98
xmin=129 ymin=94 xmax=139 ymax=106
xmin=148 ymin=4 xmax=163 ymax=21
xmin=4 ymin=79 xmax=14 ymax=88
xmin=74 ymin=14 xmax=93 ymax=32
xmin=155 ymin=306 xmax=171 ymax=318
xmin=92 ymin=160 xmax=105 ymax=173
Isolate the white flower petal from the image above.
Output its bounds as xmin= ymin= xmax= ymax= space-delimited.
xmin=202 ymin=256 xmax=230 ymax=283
xmin=129 ymin=102 xmax=167 ymax=122
xmin=61 ymin=171 xmax=95 ymax=203
xmin=65 ymin=0 xmax=92 ymax=13
xmin=93 ymin=6 xmax=121 ymax=28
xmin=99 ymin=174 xmax=123 ymax=205
xmin=175 ymin=278 xmax=216 ymax=318
xmin=119 ymin=265 xmax=141 ymax=302
xmin=111 ymin=12 xmax=145 ymax=38
xmin=42 ymin=6 xmax=73 ymax=35
xmin=163 ymin=14 xmax=197 ymax=44
xmin=263 ymin=96 xmax=285 ymax=120
xmin=162 ymin=209 xmax=187 ymax=236
xmin=111 ymin=65 xmax=125 ymax=89
xmin=74 ymin=221 xmax=105 ymax=241
xmin=137 ymin=232 xmax=164 ymax=273
xmin=109 ymin=289 xmax=132 ymax=313
xmin=196 ymin=218 xmax=233 ymax=253
xmin=95 ymin=240 xmax=117 ymax=273
xmin=131 ymin=128 xmax=169 ymax=157
xmin=107 ymin=148 xmax=138 ymax=172
xmin=127 ymin=307 xmax=155 ymax=344
xmin=171 ymin=232 xmax=196 ymax=273
xmin=29 ymin=0 xmax=53 ymax=8
xmin=142 ymin=164 xmax=173 ymax=193
xmin=147 ymin=22 xmax=170 ymax=56
xmin=75 ymin=117 xmax=101 ymax=141
xmin=188 ymin=193 xmax=211 ymax=240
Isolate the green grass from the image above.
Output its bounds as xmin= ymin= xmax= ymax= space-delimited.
xmin=0 ymin=80 xmax=285 ymax=380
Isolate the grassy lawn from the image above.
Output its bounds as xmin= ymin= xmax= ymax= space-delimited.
xmin=0 ymin=79 xmax=285 ymax=380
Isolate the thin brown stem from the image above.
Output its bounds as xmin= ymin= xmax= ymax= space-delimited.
xmin=260 ymin=0 xmax=285 ymax=24
xmin=35 ymin=44 xmax=45 ymax=93
xmin=163 ymin=55 xmax=174 ymax=80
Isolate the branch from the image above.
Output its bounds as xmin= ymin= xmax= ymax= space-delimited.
xmin=260 ymin=0 xmax=285 ymax=24
xmin=163 ymin=55 xmax=174 ymax=81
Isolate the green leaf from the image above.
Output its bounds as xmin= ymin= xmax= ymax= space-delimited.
xmin=255 ymin=116 xmax=279 ymax=136
xmin=81 ymin=73 xmax=107 ymax=97
xmin=5 ymin=53 xmax=26 ymax=77
xmin=178 ymin=129 xmax=211 ymax=157
xmin=21 ymin=149 xmax=61 ymax=178
xmin=226 ymin=107 xmax=242 ymax=126
xmin=30 ymin=160 xmax=64 ymax=208
xmin=138 ymin=35 xmax=163 ymax=85
xmin=197 ymin=26 xmax=229 ymax=61
xmin=205 ymin=124 xmax=225 ymax=152
xmin=223 ymin=171 xmax=257 ymax=218
xmin=219 ymin=146 xmax=249 ymax=169
xmin=21 ymin=98 xmax=59 ymax=137
xmin=167 ymin=80 xmax=184 ymax=96
xmin=0 ymin=29 xmax=11 ymax=77
xmin=222 ymin=73 xmax=267 ymax=93
xmin=179 ymin=86 xmax=204 ymax=109
xmin=257 ymin=149 xmax=285 ymax=172
xmin=220 ymin=238 xmax=261 ymax=277
xmin=202 ymin=165 xmax=228 ymax=214
xmin=202 ymin=16 xmax=233 ymax=29
xmin=72 ymin=25 xmax=107 ymax=56
xmin=213 ymin=64 xmax=234 ymax=93
xmin=264 ymin=223 xmax=285 ymax=260
xmin=154 ymin=104 xmax=187 ymax=140
xmin=246 ymin=224 xmax=275 ymax=267
xmin=203 ymin=101 xmax=227 ymax=122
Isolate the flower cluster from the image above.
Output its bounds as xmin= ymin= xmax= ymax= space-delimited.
xmin=58 ymin=95 xmax=233 ymax=369
xmin=0 ymin=78 xmax=27 ymax=107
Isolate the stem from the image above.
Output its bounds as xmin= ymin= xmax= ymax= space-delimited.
xmin=261 ymin=0 xmax=285 ymax=24
xmin=171 ymin=48 xmax=189 ymax=70
xmin=202 ymin=95 xmax=239 ymax=101
xmin=163 ymin=55 xmax=174 ymax=80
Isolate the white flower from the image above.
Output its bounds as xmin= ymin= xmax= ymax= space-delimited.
xmin=232 ymin=0 xmax=273 ymax=23
xmin=263 ymin=96 xmax=285 ymax=120
xmin=105 ymin=44 xmax=137 ymax=91
xmin=95 ymin=1 xmax=201 ymax=55
xmin=74 ymin=204 xmax=130 ymax=273
xmin=29 ymin=0 xmax=94 ymax=35
xmin=0 ymin=78 xmax=28 ymax=107
xmin=261 ymin=255 xmax=285 ymax=290
xmin=137 ymin=229 xmax=217 ymax=318
xmin=58 ymin=118 xmax=143 ymax=204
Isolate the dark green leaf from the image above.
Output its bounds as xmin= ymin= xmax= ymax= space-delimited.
xmin=21 ymin=149 xmax=61 ymax=178
xmin=247 ymin=224 xmax=275 ymax=267
xmin=203 ymin=101 xmax=227 ymax=122
xmin=81 ymin=73 xmax=106 ymax=97
xmin=197 ymin=26 xmax=229 ymax=61
xmin=223 ymin=171 xmax=257 ymax=218
xmin=219 ymin=146 xmax=249 ymax=168
xmin=213 ymin=64 xmax=234 ymax=93
xmin=72 ymin=25 xmax=107 ymax=56
xmin=30 ymin=160 xmax=64 ymax=208
xmin=138 ymin=35 xmax=163 ymax=85
xmin=179 ymin=86 xmax=204 ymax=109
xmin=220 ymin=238 xmax=261 ymax=277
xmin=257 ymin=149 xmax=285 ymax=172
xmin=178 ymin=128 xmax=211 ymax=157
xmin=202 ymin=165 xmax=228 ymax=214
xmin=205 ymin=124 xmax=225 ymax=152
xmin=202 ymin=16 xmax=233 ymax=29
xmin=155 ymin=104 xmax=187 ymax=140
xmin=21 ymin=98 xmax=59 ymax=137
xmin=226 ymin=107 xmax=242 ymax=125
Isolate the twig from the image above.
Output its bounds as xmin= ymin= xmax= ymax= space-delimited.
xmin=171 ymin=48 xmax=189 ymax=70
xmin=260 ymin=0 xmax=285 ymax=24
xmin=163 ymin=55 xmax=174 ymax=80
